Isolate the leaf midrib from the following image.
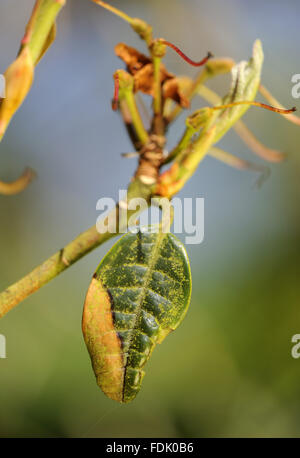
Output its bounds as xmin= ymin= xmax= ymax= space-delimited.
xmin=122 ymin=231 xmax=166 ymax=396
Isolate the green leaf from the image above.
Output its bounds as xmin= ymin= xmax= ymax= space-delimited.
xmin=82 ymin=229 xmax=192 ymax=403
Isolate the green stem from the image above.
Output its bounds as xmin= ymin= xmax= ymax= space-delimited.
xmin=92 ymin=0 xmax=132 ymax=23
xmin=179 ymin=127 xmax=216 ymax=179
xmin=22 ymin=0 xmax=66 ymax=65
xmin=0 ymin=223 xmax=113 ymax=319
xmin=153 ymin=57 xmax=162 ymax=116
xmin=0 ymin=181 xmax=152 ymax=319
xmin=151 ymin=56 xmax=166 ymax=136
xmin=0 ymin=168 xmax=36 ymax=195
xmin=123 ymin=89 xmax=149 ymax=146
xmin=119 ymin=99 xmax=141 ymax=150
xmin=164 ymin=125 xmax=194 ymax=164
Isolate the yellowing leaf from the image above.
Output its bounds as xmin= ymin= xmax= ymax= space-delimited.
xmin=0 ymin=47 xmax=34 ymax=140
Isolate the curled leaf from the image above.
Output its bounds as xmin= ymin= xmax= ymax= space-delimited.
xmin=115 ymin=43 xmax=151 ymax=74
xmin=82 ymin=229 xmax=192 ymax=403
xmin=115 ymin=42 xmax=190 ymax=107
xmin=163 ymin=78 xmax=190 ymax=108
xmin=133 ymin=63 xmax=158 ymax=96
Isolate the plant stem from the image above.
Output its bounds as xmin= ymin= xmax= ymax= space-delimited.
xmin=119 ymin=99 xmax=141 ymax=150
xmin=153 ymin=57 xmax=162 ymax=116
xmin=151 ymin=56 xmax=166 ymax=136
xmin=0 ymin=222 xmax=113 ymax=318
xmin=0 ymin=161 xmax=155 ymax=318
xmin=0 ymin=195 xmax=148 ymax=319
xmin=164 ymin=125 xmax=194 ymax=164
xmin=91 ymin=0 xmax=132 ymax=24
xmin=0 ymin=168 xmax=36 ymax=195
xmin=22 ymin=0 xmax=66 ymax=65
xmin=123 ymin=89 xmax=149 ymax=145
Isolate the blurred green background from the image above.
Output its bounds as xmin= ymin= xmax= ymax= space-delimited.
xmin=1 ymin=0 xmax=300 ymax=437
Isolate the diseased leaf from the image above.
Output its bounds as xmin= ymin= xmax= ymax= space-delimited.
xmin=82 ymin=229 xmax=192 ymax=403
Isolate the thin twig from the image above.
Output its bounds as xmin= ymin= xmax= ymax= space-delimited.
xmin=0 ymin=168 xmax=36 ymax=195
xmin=0 ymin=222 xmax=113 ymax=318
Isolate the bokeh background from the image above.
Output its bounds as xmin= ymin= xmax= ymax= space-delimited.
xmin=0 ymin=0 xmax=300 ymax=438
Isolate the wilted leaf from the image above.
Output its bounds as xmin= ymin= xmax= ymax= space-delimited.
xmin=0 ymin=47 xmax=34 ymax=140
xmin=82 ymin=229 xmax=192 ymax=403
xmin=115 ymin=43 xmax=151 ymax=74
xmin=163 ymin=78 xmax=190 ymax=108
xmin=133 ymin=63 xmax=157 ymax=95
xmin=115 ymin=42 xmax=188 ymax=106
xmin=0 ymin=0 xmax=64 ymax=144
